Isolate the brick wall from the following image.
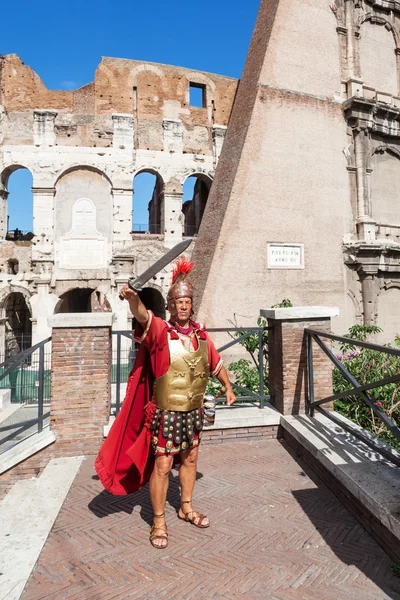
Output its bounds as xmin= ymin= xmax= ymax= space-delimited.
xmin=51 ymin=326 xmax=111 ymax=456
xmin=268 ymin=318 xmax=333 ymax=415
xmin=0 ymin=320 xmax=112 ymax=498
xmin=202 ymin=424 xmax=283 ymax=445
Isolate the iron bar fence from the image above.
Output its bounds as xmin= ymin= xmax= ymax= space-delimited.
xmin=111 ymin=326 xmax=270 ymax=416
xmin=305 ymin=328 xmax=400 ymax=465
xmin=0 ymin=337 xmax=51 ymax=454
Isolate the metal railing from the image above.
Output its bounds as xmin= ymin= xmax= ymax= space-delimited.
xmin=111 ymin=326 xmax=269 ymax=415
xmin=208 ymin=327 xmax=269 ymax=409
xmin=0 ymin=337 xmax=51 ymax=454
xmin=306 ymin=329 xmax=400 ymax=465
xmin=131 ymin=223 xmax=161 ymax=233
xmin=112 ymin=331 xmax=137 ymax=414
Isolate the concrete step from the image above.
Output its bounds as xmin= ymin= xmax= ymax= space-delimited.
xmin=0 ymin=455 xmax=84 ymax=600
xmin=0 ymin=428 xmax=56 ymax=475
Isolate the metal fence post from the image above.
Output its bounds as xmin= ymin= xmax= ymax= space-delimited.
xmin=307 ymin=332 xmax=315 ymax=417
xmin=259 ymin=328 xmax=265 ymax=409
xmin=116 ymin=333 xmax=121 ymax=415
xmin=38 ymin=343 xmax=44 ymax=433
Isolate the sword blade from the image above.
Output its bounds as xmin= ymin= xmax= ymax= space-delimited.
xmin=127 ymin=239 xmax=193 ymax=291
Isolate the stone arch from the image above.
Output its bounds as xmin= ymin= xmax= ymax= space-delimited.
xmin=0 ymin=284 xmax=32 ymax=314
xmin=357 ymin=14 xmax=400 ymax=49
xmin=181 ymin=172 xmax=213 ymax=236
xmin=0 ymin=287 xmax=33 ymax=358
xmin=53 ymin=287 xmax=111 ymax=313
xmin=138 ymin=285 xmax=166 ymax=320
xmin=346 ymin=289 xmax=362 ymax=325
xmin=55 ymin=164 xmax=113 ymax=188
xmin=368 ymin=145 xmax=400 ymax=224
xmin=132 ymin=169 xmax=165 ymax=234
xmin=0 ymin=164 xmax=34 ymax=238
xmin=177 ymin=72 xmax=216 ymax=101
xmin=377 ymin=283 xmax=400 ymax=341
xmin=130 ymin=63 xmax=166 ymax=86
xmin=357 ymin=14 xmax=399 ymax=95
xmin=54 ymin=167 xmax=112 ymax=267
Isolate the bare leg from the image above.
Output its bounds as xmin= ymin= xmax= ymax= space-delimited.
xmin=149 ymin=454 xmax=173 ymax=548
xmin=178 ymin=445 xmax=210 ymax=527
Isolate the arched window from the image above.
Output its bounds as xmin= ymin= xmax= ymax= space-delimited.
xmin=138 ymin=287 xmax=166 ymax=320
xmin=54 ymin=288 xmax=111 ymax=313
xmin=132 ymin=171 xmax=163 ymax=234
xmin=5 ymin=168 xmax=34 ymax=240
xmin=55 ymin=288 xmax=95 ymax=313
xmin=359 ymin=20 xmax=398 ymax=95
xmin=182 ymin=174 xmax=211 ymax=236
xmin=370 ymin=150 xmax=400 ymax=225
xmin=4 ymin=292 xmax=32 ymax=357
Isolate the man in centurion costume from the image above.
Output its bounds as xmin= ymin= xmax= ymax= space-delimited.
xmin=95 ymin=258 xmax=236 ymax=549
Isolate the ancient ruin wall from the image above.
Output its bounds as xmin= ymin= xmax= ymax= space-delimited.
xmin=0 ymin=54 xmax=238 ymax=344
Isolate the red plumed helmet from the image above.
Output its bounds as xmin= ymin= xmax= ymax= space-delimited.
xmin=168 ymin=257 xmax=194 ymax=301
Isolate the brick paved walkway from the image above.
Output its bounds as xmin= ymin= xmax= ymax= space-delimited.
xmin=21 ymin=439 xmax=400 ymax=600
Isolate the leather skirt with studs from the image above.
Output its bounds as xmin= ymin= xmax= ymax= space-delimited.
xmin=150 ymin=407 xmax=204 ymax=455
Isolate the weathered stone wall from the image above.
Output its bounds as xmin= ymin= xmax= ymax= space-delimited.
xmin=193 ymin=0 xmax=400 ymax=342
xmin=0 ymin=54 xmax=237 ymax=345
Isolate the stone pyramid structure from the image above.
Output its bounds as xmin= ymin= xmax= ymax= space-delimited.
xmin=192 ymin=0 xmax=352 ymax=330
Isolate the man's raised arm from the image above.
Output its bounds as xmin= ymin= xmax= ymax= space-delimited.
xmin=119 ymin=286 xmax=149 ymax=326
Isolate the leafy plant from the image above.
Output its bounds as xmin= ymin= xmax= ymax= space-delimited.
xmin=333 ymin=324 xmax=400 ymax=450
xmin=391 ymin=563 xmax=400 ymax=577
xmin=207 ymin=300 xmax=292 ymax=403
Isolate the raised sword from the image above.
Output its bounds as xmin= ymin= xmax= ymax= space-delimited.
xmin=119 ymin=238 xmax=192 ymax=299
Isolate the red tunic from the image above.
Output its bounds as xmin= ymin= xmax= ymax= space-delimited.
xmin=94 ymin=312 xmax=222 ymax=495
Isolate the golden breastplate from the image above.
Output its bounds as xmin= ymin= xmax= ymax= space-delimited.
xmin=153 ymin=334 xmax=209 ymax=412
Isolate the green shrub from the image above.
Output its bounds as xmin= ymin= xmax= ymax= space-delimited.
xmin=333 ymin=325 xmax=400 ymax=450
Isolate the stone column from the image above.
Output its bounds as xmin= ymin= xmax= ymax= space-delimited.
xmin=345 ymin=0 xmax=355 ymax=79
xmin=261 ymin=307 xmax=339 ymax=416
xmin=49 ymin=313 xmax=112 ymax=456
xmin=359 ymin=269 xmax=378 ymax=325
xmin=212 ymin=125 xmax=227 ymax=165
xmin=161 ymin=182 xmax=184 ymax=247
xmin=112 ymin=114 xmax=134 ymax=152
xmin=112 ymin=187 xmax=133 ymax=242
xmin=32 ymin=187 xmax=54 ymax=257
xmin=33 ymin=110 xmax=57 ymax=147
xmin=354 ymin=129 xmax=376 ymax=242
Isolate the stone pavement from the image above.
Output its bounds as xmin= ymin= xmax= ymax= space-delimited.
xmin=20 ymin=439 xmax=400 ymax=600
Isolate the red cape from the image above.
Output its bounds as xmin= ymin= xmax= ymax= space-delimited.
xmin=94 ymin=343 xmax=156 ymax=495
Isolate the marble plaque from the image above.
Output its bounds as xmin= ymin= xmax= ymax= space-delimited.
xmin=267 ymin=243 xmax=304 ymax=269
xmin=59 ymin=238 xmax=108 ymax=269
xmin=59 ymin=197 xmax=108 ymax=269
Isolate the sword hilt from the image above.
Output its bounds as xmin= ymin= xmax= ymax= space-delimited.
xmin=119 ymin=279 xmax=143 ymax=301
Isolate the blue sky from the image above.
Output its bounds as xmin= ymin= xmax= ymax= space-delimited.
xmin=2 ymin=0 xmax=259 ymax=231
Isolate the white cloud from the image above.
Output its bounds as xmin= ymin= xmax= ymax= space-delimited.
xmin=60 ymin=80 xmax=78 ymax=90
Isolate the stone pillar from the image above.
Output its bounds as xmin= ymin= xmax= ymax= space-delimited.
xmin=162 ymin=191 xmax=183 ymax=248
xmin=49 ymin=313 xmax=112 ymax=455
xmin=33 ymin=110 xmax=57 ymax=147
xmin=112 ymin=188 xmax=133 ymax=241
xmin=261 ymin=307 xmax=339 ymax=415
xmin=112 ymin=114 xmax=134 ymax=152
xmin=360 ymin=271 xmax=377 ymax=325
xmin=32 ymin=187 xmax=54 ymax=240
xmin=212 ymin=125 xmax=227 ymax=165
xmin=162 ymin=119 xmax=184 ymax=153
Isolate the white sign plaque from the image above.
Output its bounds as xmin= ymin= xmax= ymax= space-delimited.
xmin=267 ymin=243 xmax=304 ymax=269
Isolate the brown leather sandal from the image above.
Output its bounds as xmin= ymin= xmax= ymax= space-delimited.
xmin=150 ymin=512 xmax=168 ymax=549
xmin=178 ymin=500 xmax=210 ymax=528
